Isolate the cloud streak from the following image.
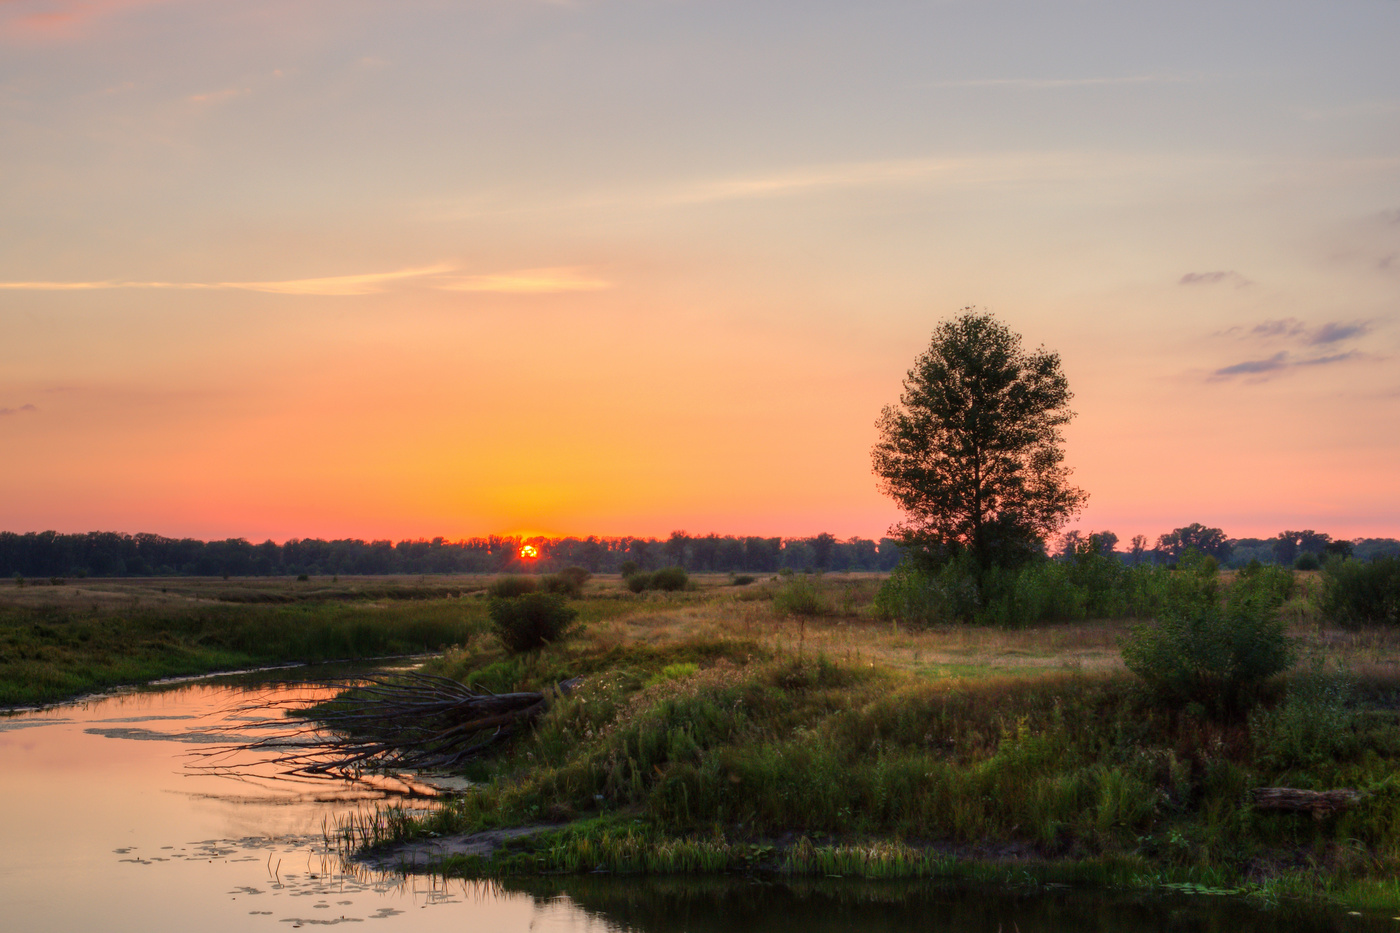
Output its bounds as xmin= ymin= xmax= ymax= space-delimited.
xmin=1213 ymin=351 xmax=1357 ymax=378
xmin=928 ymin=74 xmax=1197 ymax=90
xmin=0 ymin=403 xmax=38 ymax=416
xmin=436 ymin=267 xmax=611 ymax=294
xmin=1180 ymin=270 xmax=1251 ymax=287
xmin=669 ymin=152 xmax=1192 ymax=205
xmin=0 ymin=264 xmax=611 ymax=296
xmin=1209 ymin=316 xmax=1378 ymax=381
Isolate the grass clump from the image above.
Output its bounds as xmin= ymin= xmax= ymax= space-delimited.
xmin=489 ymin=593 xmax=581 ymax=654
xmin=1249 ymin=659 xmax=1359 ymax=770
xmin=772 ymin=575 xmax=829 ymax=616
xmin=488 ymin=575 xmax=540 ymax=599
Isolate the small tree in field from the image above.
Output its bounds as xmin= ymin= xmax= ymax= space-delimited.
xmin=872 ymin=310 xmax=1086 ymax=579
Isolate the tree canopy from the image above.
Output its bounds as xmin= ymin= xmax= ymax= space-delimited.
xmin=872 ymin=310 xmax=1086 ymax=570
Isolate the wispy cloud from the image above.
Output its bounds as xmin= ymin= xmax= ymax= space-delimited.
xmin=0 ymin=264 xmax=453 ymax=296
xmin=1209 ymin=316 xmax=1379 ymax=381
xmin=927 ymin=74 xmax=1197 ymax=90
xmin=1180 ymin=270 xmax=1251 ymax=287
xmin=0 ymin=403 xmax=38 ymax=416
xmin=1213 ymin=351 xmax=1357 ymax=378
xmin=1311 ymin=321 xmax=1372 ymax=345
xmin=0 ymin=263 xmax=611 ymax=296
xmin=437 ymin=267 xmax=611 ymax=294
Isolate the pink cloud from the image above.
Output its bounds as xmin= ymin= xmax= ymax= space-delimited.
xmin=0 ymin=0 xmax=178 ymax=41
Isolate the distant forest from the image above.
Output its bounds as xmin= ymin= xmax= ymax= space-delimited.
xmin=1 ymin=527 xmax=1397 ymax=579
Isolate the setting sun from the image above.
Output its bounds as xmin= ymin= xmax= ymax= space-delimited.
xmin=519 ymin=544 xmax=538 ymax=560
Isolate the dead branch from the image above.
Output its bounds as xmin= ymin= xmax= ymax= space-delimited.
xmin=196 ymin=672 xmax=579 ymax=776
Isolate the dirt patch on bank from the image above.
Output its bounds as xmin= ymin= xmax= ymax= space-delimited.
xmin=361 ymin=825 xmax=551 ymax=872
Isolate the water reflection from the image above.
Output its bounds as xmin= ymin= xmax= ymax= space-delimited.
xmin=509 ymin=875 xmax=1393 ymax=933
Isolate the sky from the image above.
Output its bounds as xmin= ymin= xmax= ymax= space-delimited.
xmin=1 ymin=0 xmax=1398 ymax=544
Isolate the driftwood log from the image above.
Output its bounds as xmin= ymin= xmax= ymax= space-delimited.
xmin=1250 ymin=787 xmax=1365 ymax=820
xmin=203 ymin=672 xmax=578 ymax=777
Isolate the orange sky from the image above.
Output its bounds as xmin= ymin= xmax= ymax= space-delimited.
xmin=2 ymin=1 xmax=1397 ymax=544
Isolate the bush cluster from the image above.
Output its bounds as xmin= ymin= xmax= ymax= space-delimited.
xmin=488 ymin=592 xmax=580 ymax=654
xmin=1320 ymin=556 xmax=1400 ymax=627
xmin=625 ymin=566 xmax=689 ymax=593
xmin=542 ymin=566 xmax=591 ymax=599
xmin=1120 ymin=557 xmax=1294 ymax=713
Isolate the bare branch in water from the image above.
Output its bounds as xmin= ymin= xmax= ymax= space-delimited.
xmin=195 ymin=672 xmax=579 ymax=777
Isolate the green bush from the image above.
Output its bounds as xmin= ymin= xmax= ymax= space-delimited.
xmin=1320 ymin=556 xmax=1400 ymax=626
xmin=618 ymin=561 xmax=639 ymax=577
xmin=488 ymin=575 xmax=539 ymax=598
xmin=1293 ymin=552 xmax=1321 ymax=571
xmin=542 ymin=566 xmax=591 ymax=598
xmin=772 ymin=575 xmax=828 ymax=616
xmin=1121 ymin=566 xmax=1295 ymax=713
xmin=732 ymin=575 xmax=756 ymax=586
xmin=651 ymin=566 xmax=688 ymax=591
xmin=872 ymin=554 xmax=980 ymax=625
xmin=488 ymin=593 xmax=580 ymax=654
xmin=624 ymin=566 xmax=690 ymax=593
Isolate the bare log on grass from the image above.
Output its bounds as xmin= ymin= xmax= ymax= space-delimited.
xmin=202 ymin=672 xmax=578 ymax=776
xmin=1250 ymin=787 xmax=1365 ymax=820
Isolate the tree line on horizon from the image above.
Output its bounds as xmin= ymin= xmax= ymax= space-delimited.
xmin=1 ymin=526 xmax=1396 ymax=581
xmin=1056 ymin=523 xmax=1400 ymax=570
xmin=0 ymin=530 xmax=906 ymax=579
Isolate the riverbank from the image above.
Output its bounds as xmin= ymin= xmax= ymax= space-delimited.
xmin=0 ymin=574 xmax=500 ymax=706
xmin=329 ymin=572 xmax=1400 ymax=912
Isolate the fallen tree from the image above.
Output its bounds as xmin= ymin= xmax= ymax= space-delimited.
xmin=1250 ymin=787 xmax=1365 ymax=820
xmin=205 ymin=671 xmax=577 ymax=776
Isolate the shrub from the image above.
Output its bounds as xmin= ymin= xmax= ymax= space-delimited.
xmin=1121 ymin=567 xmax=1295 ymax=713
xmin=488 ymin=593 xmax=580 ymax=654
xmin=1293 ymin=552 xmax=1321 ymax=571
xmin=871 ymin=554 xmax=980 ymax=625
xmin=732 ymin=575 xmax=756 ymax=586
xmin=649 ymin=566 xmax=689 ymax=592
xmin=542 ymin=566 xmax=591 ymax=598
xmin=618 ymin=561 xmax=639 ymax=577
xmin=1320 ymin=556 xmax=1400 ymax=627
xmin=773 ymin=575 xmax=828 ymax=616
xmin=488 ymin=575 xmax=539 ymax=598
xmin=624 ymin=572 xmax=651 ymax=593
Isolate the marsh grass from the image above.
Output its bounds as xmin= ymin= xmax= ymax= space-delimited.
xmin=0 ymin=578 xmax=494 ymax=706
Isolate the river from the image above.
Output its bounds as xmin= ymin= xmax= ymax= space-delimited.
xmin=0 ymin=671 xmax=1387 ymax=932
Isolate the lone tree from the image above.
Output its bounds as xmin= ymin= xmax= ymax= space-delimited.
xmin=872 ymin=310 xmax=1086 ymax=573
